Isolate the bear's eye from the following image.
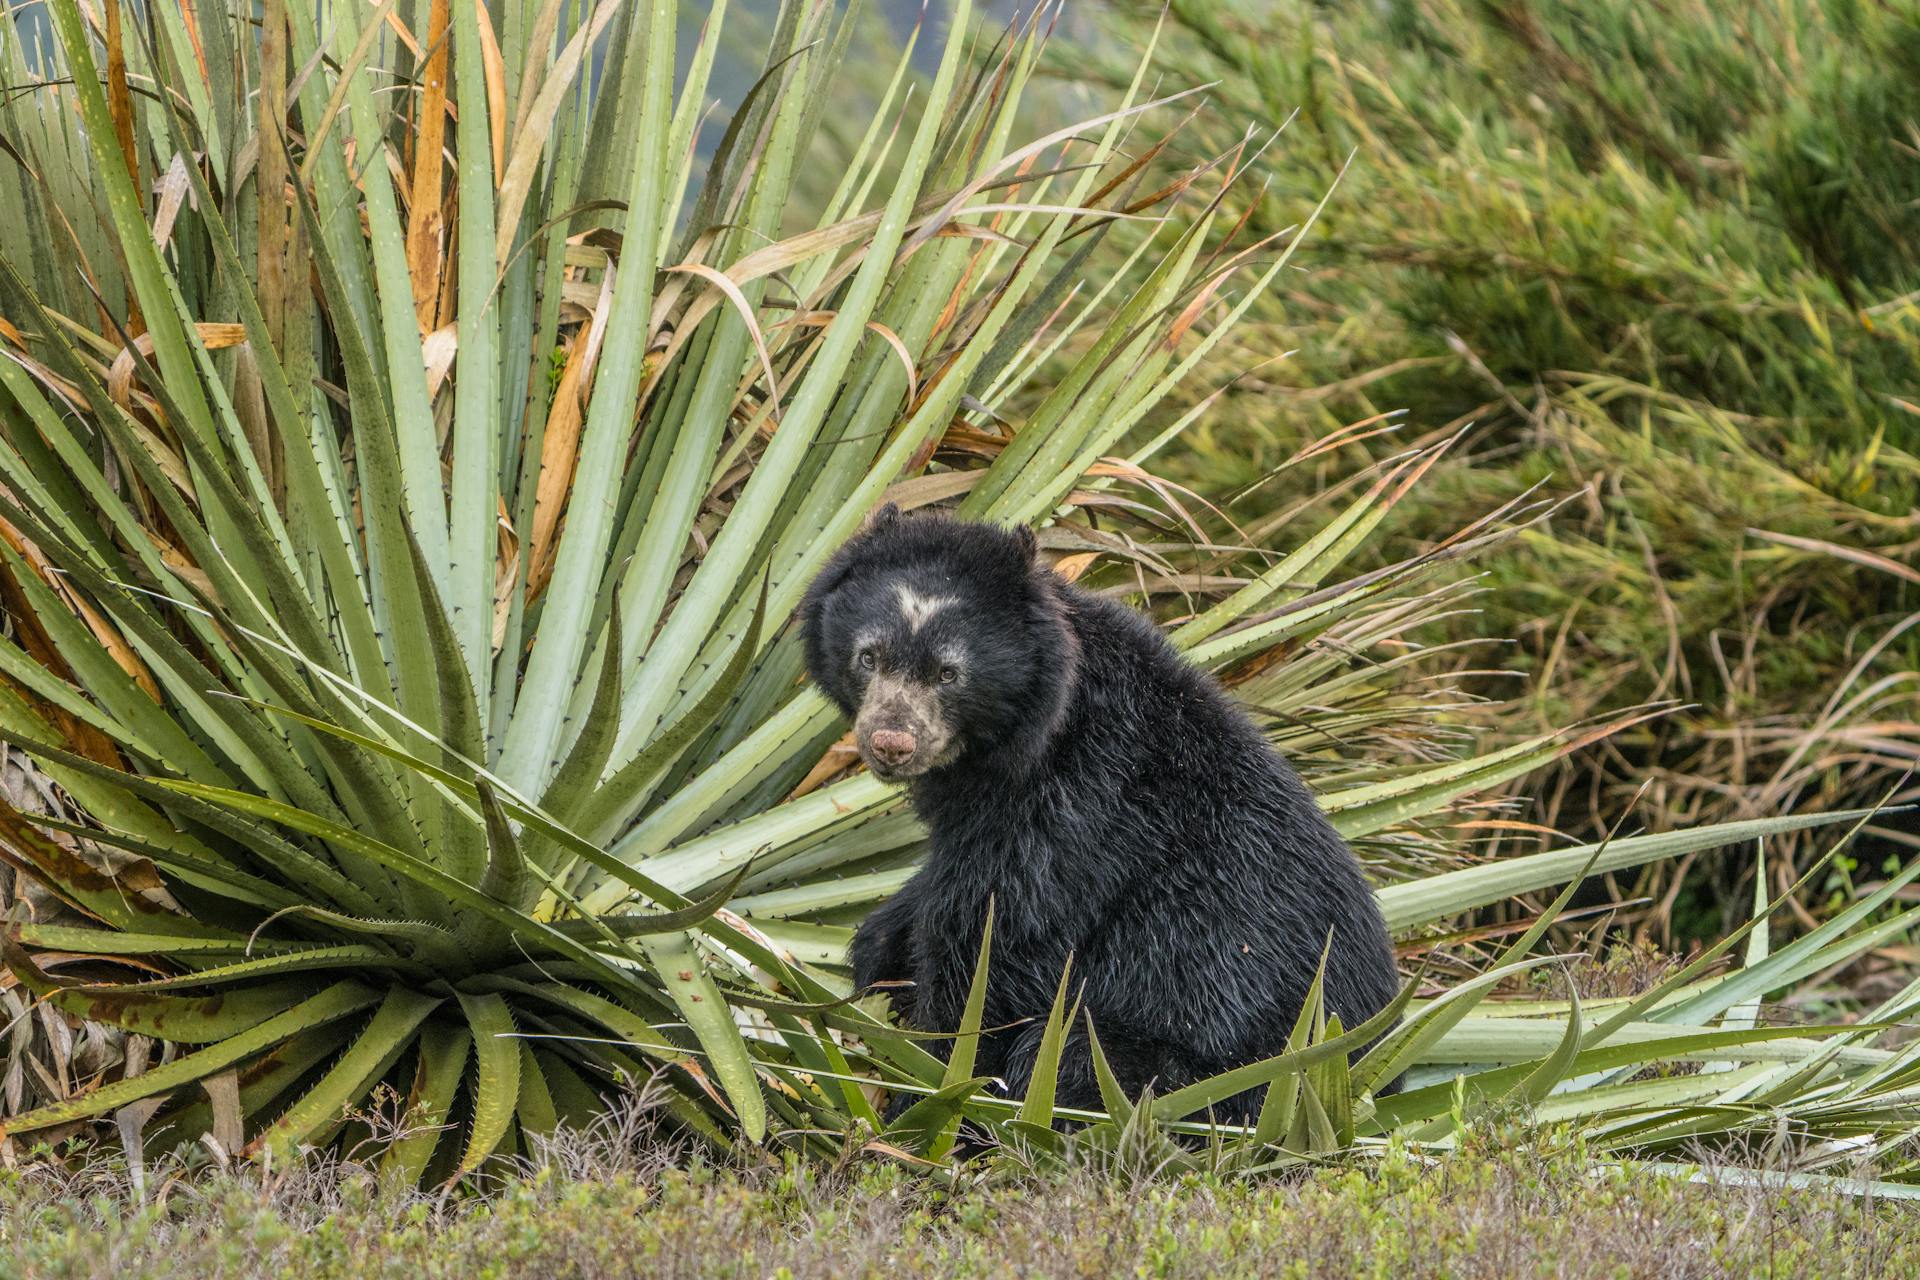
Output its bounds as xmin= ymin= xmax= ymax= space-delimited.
xmin=857 ymin=650 xmax=877 ymax=672
xmin=938 ymin=666 xmax=958 ymax=684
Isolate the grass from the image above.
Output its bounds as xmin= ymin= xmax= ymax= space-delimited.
xmin=1081 ymin=0 xmax=1920 ymax=937
xmin=4 ymin=1108 xmax=1918 ymax=1279
xmin=0 ymin=0 xmax=1917 ymax=1192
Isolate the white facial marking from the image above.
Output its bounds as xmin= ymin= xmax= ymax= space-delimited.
xmin=894 ymin=583 xmax=957 ymax=634
xmin=850 ymin=628 xmax=885 ymax=670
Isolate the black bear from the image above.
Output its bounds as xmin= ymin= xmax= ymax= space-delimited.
xmin=800 ymin=505 xmax=1402 ymax=1123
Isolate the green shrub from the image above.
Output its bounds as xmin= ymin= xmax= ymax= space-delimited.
xmin=1101 ymin=0 xmax=1920 ymax=931
xmin=4 ymin=1123 xmax=1918 ymax=1278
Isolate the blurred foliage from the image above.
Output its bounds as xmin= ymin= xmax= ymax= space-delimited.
xmin=1090 ymin=0 xmax=1920 ymax=938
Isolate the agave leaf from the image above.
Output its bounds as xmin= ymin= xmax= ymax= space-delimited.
xmin=48 ymin=946 xmax=407 ymax=992
xmin=0 ymin=542 xmax=226 ymax=780
xmin=729 ymin=868 xmax=915 ymax=921
xmin=244 ymin=904 xmax=464 ymax=966
xmin=1172 ymin=452 xmax=1420 ymax=648
xmin=764 ymin=1004 xmax=882 ymax=1132
xmin=136 ymin=19 xmax=392 ymax=693
xmin=4 ymin=940 xmax=316 ymax=1043
xmin=401 ymin=528 xmax=487 ymax=884
xmin=4 ymin=924 xmax=266 ymax=957
xmin=0 ymin=733 xmax=389 ymax=918
xmin=234 ymin=701 xmax=757 ymax=940
xmin=251 ymin=986 xmax=440 ymax=1157
xmin=464 ymin=975 xmax=735 ymax=1145
xmin=607 ymin=709 xmax=882 ymax=897
xmin=1512 ymin=983 xmax=1585 ymax=1107
xmin=474 ymin=778 xmax=533 ymax=942
xmin=275 ymin=110 xmax=444 ymax=765
xmin=1014 ymin=956 xmax=1080 ymax=1130
xmin=1579 ymin=832 xmax=1861 ymax=1049
xmin=1150 ymin=963 xmax=1422 ymax=1123
xmin=149 ymin=1026 xmax=348 ymax=1153
xmin=1306 ymin=1014 xmax=1353 ymax=1149
xmin=494 ymin=0 xmax=625 ymax=258
xmin=1375 ymin=809 xmax=1882 ymax=932
xmin=43 ymin=0 xmax=243 ymax=483
xmin=0 ymin=628 xmax=137 ymax=756
xmin=0 ymin=369 xmax=296 ymax=756
xmin=380 ymin=1019 xmax=471 ymax=1187
xmin=576 ymin=571 xmax=775 ymax=860
xmin=453 ymin=991 xmax=522 ymax=1176
xmin=634 ymin=925 xmax=768 ymax=1143
xmin=533 ymin=1048 xmax=606 ymax=1133
xmin=1486 ymin=822 xmax=1618 ymax=970
xmin=0 ymin=982 xmax=378 ymax=1136
xmin=1428 ymin=1017 xmax=1896 ymax=1072
xmin=1243 ymin=945 xmax=1335 ymax=1148
xmin=514 ymin=1042 xmax=560 ymax=1143
xmin=495 ymin=0 xmax=681 ymax=794
xmin=536 ymin=609 xmax=623 ymax=822
xmin=0 ymin=793 xmax=214 ymax=936
xmin=1293 ymin=1071 xmax=1338 ymax=1153
xmin=1348 ymin=956 xmax=1564 ymax=1096
xmin=15 ymin=811 xmax=301 ymax=915
xmin=1742 ymin=947 xmax=1920 ymax=1107
xmin=467 ymin=977 xmax=683 ymax=1068
xmin=548 ymin=864 xmax=755 ymax=938
xmin=1353 ymin=837 xmax=1608 ymax=1101
xmin=20 ymin=287 xmax=333 ymax=711
xmin=883 ymin=1075 xmax=994 ymax=1158
xmin=143 ymin=777 xmax=653 ymax=997
xmin=1532 ymin=1068 xmax=1773 ymax=1125
xmin=1656 ymin=858 xmax=1920 ymax=1029
xmin=1724 ymin=844 xmax=1771 ymax=1038
xmin=605 ymin=0 xmax=979 ymax=769
xmin=1324 ymin=730 xmax=1586 ymax=839
xmin=1638 ymin=1162 xmax=1920 ymax=1203
xmin=924 ymin=903 xmax=995 ymax=1161
xmin=444 ymin=0 xmax=503 ymax=698
xmin=1373 ymin=1022 xmax=1895 ymax=1133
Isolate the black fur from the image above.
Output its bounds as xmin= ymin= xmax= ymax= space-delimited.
xmin=800 ymin=506 xmax=1402 ymax=1123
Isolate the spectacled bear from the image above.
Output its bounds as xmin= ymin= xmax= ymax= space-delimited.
xmin=800 ymin=505 xmax=1402 ymax=1124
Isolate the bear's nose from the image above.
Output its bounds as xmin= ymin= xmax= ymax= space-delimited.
xmin=868 ymin=730 xmax=917 ymax=769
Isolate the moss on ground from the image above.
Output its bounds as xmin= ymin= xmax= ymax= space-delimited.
xmin=3 ymin=1127 xmax=1915 ymax=1279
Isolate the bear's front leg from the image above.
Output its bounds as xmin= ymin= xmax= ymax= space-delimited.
xmin=850 ymin=885 xmax=921 ymax=1022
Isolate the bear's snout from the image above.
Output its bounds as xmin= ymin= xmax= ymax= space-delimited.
xmin=852 ymin=670 xmax=957 ymax=778
xmin=867 ymin=729 xmax=918 ymax=769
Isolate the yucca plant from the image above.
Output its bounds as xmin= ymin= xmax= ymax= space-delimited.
xmin=921 ymin=807 xmax=1920 ymax=1198
xmin=0 ymin=0 xmax=1914 ymax=1192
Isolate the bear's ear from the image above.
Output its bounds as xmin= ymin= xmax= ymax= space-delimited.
xmin=1011 ymin=524 xmax=1038 ymax=565
xmin=861 ymin=502 xmax=902 ymax=534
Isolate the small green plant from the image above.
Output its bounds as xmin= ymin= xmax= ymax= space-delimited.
xmin=3 ymin=1119 xmax=1919 ymax=1277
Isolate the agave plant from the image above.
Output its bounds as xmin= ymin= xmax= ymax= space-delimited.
xmin=904 ymin=806 xmax=1920 ymax=1198
xmin=0 ymin=0 xmax=1914 ymax=1191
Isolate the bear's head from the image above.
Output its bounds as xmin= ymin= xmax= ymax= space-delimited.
xmin=800 ymin=504 xmax=1077 ymax=782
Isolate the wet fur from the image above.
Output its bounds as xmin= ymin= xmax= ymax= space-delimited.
xmin=801 ymin=507 xmax=1402 ymax=1122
